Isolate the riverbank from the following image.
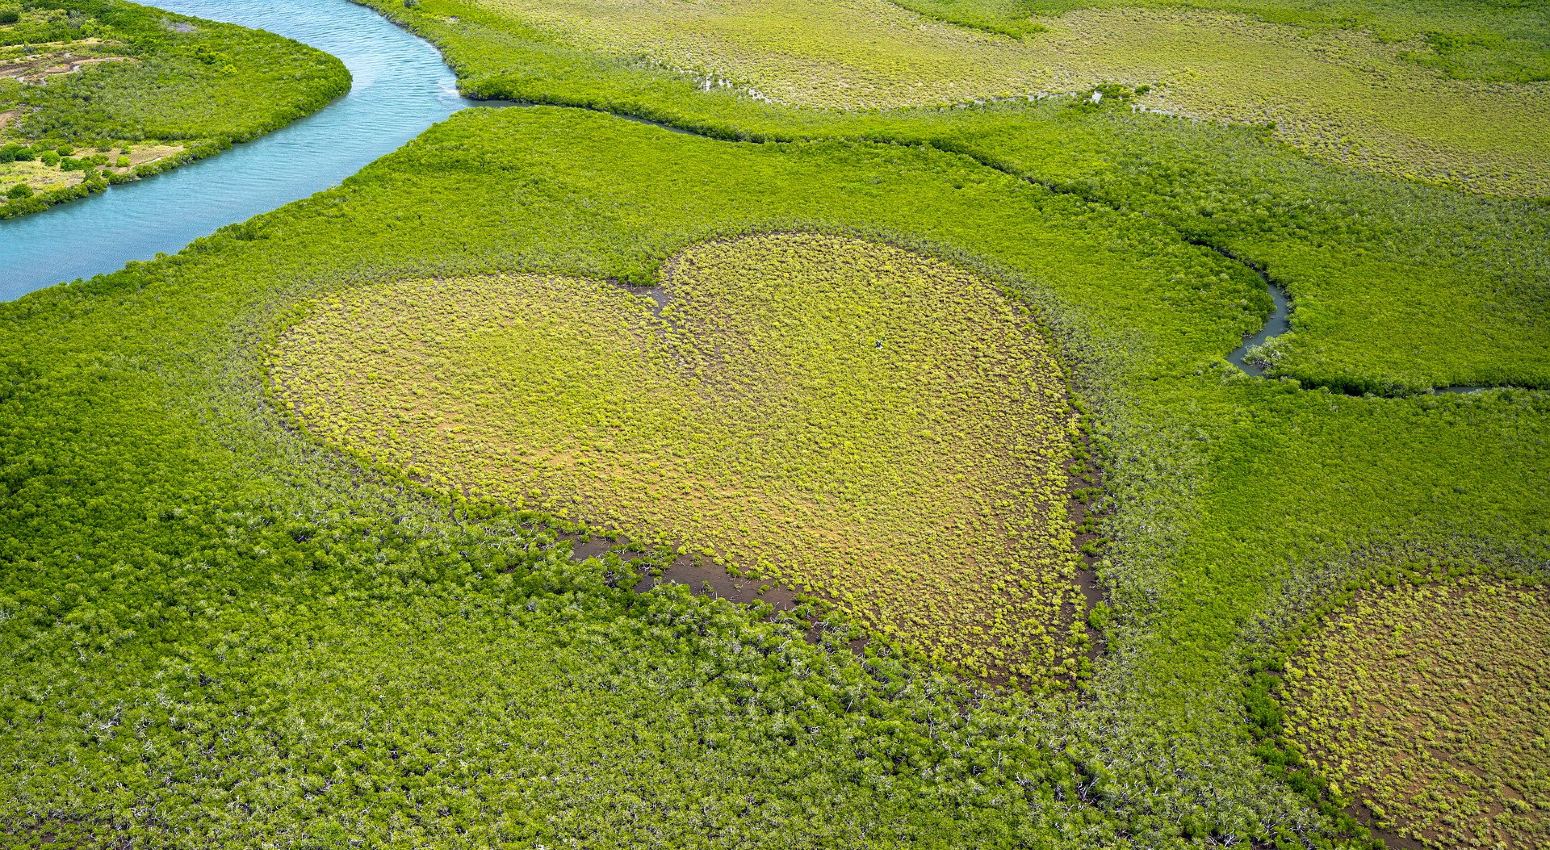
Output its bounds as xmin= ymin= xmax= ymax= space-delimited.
xmin=0 ymin=0 xmax=477 ymax=298
xmin=0 ymin=0 xmax=349 ymax=219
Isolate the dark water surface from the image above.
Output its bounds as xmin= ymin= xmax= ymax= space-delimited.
xmin=1 ymin=0 xmax=483 ymax=300
xmin=1227 ymin=280 xmax=1290 ymax=375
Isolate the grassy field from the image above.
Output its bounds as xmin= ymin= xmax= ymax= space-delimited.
xmin=1278 ymin=575 xmax=1549 ymax=848
xmin=441 ymin=0 xmax=1550 ymax=195
xmin=1 ymin=0 xmax=1547 ymax=847
xmin=268 ymin=233 xmax=1085 ymax=683
xmin=0 ymin=0 xmax=348 ymax=217
xmin=900 ymin=0 xmax=1550 ymax=83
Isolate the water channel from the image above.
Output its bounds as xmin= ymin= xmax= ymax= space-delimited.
xmin=0 ymin=0 xmax=483 ymax=299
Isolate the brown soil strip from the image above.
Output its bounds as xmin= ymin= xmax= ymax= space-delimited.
xmin=558 ymin=529 xmax=870 ymax=657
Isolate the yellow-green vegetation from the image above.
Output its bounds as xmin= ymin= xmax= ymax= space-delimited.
xmin=459 ymin=0 xmax=1550 ymax=194
xmin=3 ymin=0 xmax=1549 ymax=843
xmin=1280 ymin=576 xmax=1550 ymax=849
xmin=0 ymin=0 xmax=348 ymax=216
xmin=268 ymin=233 xmax=1085 ymax=683
xmin=4 ymin=97 xmax=1549 ymax=848
xmin=0 ymin=140 xmax=179 ymax=193
xmin=900 ymin=0 xmax=1550 ymax=84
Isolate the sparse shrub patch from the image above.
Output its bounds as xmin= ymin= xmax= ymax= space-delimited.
xmin=1281 ymin=576 xmax=1550 ymax=849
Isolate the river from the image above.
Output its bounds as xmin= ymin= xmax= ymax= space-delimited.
xmin=0 ymin=0 xmax=484 ymax=300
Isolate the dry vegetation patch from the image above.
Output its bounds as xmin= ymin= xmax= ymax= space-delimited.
xmin=0 ymin=140 xmax=183 ymax=204
xmin=268 ymin=233 xmax=1086 ymax=684
xmin=0 ymin=155 xmax=70 ymax=190
xmin=1281 ymin=576 xmax=1550 ymax=849
xmin=0 ymin=39 xmax=130 ymax=83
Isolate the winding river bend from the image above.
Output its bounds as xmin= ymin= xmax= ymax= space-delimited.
xmin=0 ymin=0 xmax=485 ymax=300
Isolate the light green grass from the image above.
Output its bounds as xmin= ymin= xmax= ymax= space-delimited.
xmin=269 ymin=233 xmax=1084 ymax=683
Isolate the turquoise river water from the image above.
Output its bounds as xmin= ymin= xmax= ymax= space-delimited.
xmin=0 ymin=0 xmax=486 ymax=300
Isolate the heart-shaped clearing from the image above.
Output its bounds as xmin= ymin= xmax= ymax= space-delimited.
xmin=268 ymin=233 xmax=1083 ymax=683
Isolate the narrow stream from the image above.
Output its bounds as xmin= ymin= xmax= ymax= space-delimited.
xmin=1225 ymin=266 xmax=1487 ymax=395
xmin=0 ymin=0 xmax=488 ymax=300
xmin=1226 ymin=279 xmax=1289 ymax=375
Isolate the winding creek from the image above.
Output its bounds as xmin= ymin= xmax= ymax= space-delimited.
xmin=0 ymin=0 xmax=489 ymax=300
xmin=1224 ymin=268 xmax=1289 ymax=376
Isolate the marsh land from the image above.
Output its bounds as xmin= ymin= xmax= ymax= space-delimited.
xmin=1 ymin=0 xmax=1546 ymax=847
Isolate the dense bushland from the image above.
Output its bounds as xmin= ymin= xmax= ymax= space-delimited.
xmin=2 ymin=105 xmax=1545 ymax=846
